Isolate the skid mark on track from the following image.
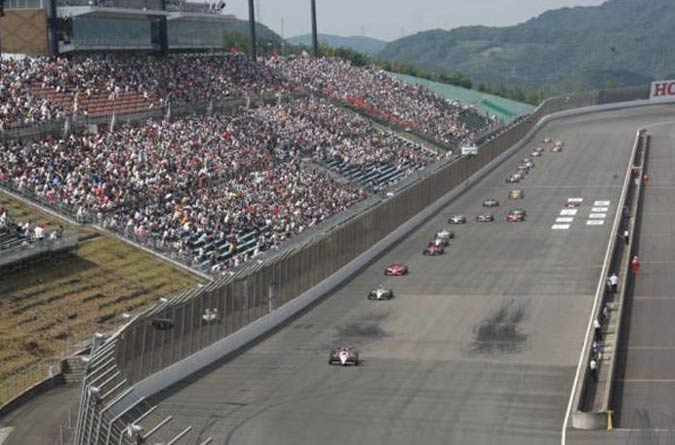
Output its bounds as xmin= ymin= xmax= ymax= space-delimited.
xmin=468 ymin=299 xmax=530 ymax=355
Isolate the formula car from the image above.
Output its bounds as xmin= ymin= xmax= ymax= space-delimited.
xmin=423 ymin=243 xmax=445 ymax=255
xmin=435 ymin=229 xmax=455 ymax=241
xmin=385 ymin=263 xmax=408 ymax=276
xmin=506 ymin=174 xmax=521 ymax=184
xmin=543 ymin=137 xmax=553 ymax=143
xmin=506 ymin=209 xmax=526 ymax=222
xmin=483 ymin=199 xmax=500 ymax=207
xmin=448 ymin=215 xmax=466 ymax=224
xmin=431 ymin=236 xmax=449 ymax=247
xmin=508 ymin=189 xmax=524 ymax=199
xmin=476 ymin=214 xmax=494 ymax=222
xmin=329 ymin=347 xmax=360 ymax=366
xmin=552 ymin=141 xmax=564 ymax=152
xmin=368 ymin=285 xmax=394 ymax=300
xmin=510 ymin=208 xmax=527 ymax=217
xmin=565 ymin=198 xmax=582 ymax=208
xmin=517 ymin=164 xmax=530 ymax=173
xmin=521 ymin=158 xmax=535 ymax=168
xmin=530 ymin=150 xmax=542 ymax=157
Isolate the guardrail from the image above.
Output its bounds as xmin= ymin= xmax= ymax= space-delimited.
xmin=0 ymin=234 xmax=78 ymax=270
xmin=569 ymin=129 xmax=647 ymax=430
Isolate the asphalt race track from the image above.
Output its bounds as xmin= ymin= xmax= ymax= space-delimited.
xmin=145 ymin=105 xmax=675 ymax=445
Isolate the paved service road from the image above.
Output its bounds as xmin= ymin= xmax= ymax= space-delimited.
xmin=143 ymin=106 xmax=675 ymax=445
xmin=611 ymin=120 xmax=675 ymax=439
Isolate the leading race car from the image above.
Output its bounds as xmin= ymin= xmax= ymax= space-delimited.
xmin=436 ymin=229 xmax=455 ymax=241
xmin=483 ymin=199 xmax=500 ymax=207
xmin=565 ymin=198 xmax=582 ymax=208
xmin=508 ymin=189 xmax=524 ymax=199
xmin=368 ymin=285 xmax=394 ymax=300
xmin=385 ymin=263 xmax=408 ymax=276
xmin=423 ymin=243 xmax=445 ymax=255
xmin=506 ymin=209 xmax=526 ymax=222
xmin=329 ymin=347 xmax=360 ymax=366
xmin=476 ymin=214 xmax=494 ymax=222
xmin=448 ymin=215 xmax=466 ymax=224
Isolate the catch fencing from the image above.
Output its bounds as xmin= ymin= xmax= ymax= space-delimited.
xmin=37 ymin=85 xmax=646 ymax=445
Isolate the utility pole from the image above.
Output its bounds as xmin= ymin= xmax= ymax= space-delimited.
xmin=248 ymin=0 xmax=257 ymax=60
xmin=310 ymin=0 xmax=318 ymax=57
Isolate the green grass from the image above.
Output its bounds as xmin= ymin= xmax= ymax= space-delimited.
xmin=0 ymin=191 xmax=201 ymax=383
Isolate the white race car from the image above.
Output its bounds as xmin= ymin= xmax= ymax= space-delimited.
xmin=329 ymin=347 xmax=359 ymax=366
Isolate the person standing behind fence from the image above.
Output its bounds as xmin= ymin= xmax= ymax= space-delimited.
xmin=607 ymin=273 xmax=619 ymax=293
xmin=590 ymin=358 xmax=598 ymax=381
xmin=631 ymin=256 xmax=641 ymax=275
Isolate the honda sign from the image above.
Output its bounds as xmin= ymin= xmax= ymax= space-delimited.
xmin=650 ymin=80 xmax=675 ymax=101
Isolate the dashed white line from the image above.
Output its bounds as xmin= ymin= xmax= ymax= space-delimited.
xmin=586 ymin=220 xmax=604 ymax=226
xmin=560 ymin=209 xmax=578 ymax=216
xmin=556 ymin=217 xmax=574 ymax=223
xmin=589 ymin=213 xmax=607 ymax=219
xmin=594 ymin=200 xmax=611 ymax=206
xmin=592 ymin=207 xmax=609 ymax=212
xmin=552 ymin=224 xmax=571 ymax=230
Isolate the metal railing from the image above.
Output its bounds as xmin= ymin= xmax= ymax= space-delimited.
xmin=0 ymin=359 xmax=62 ymax=407
xmin=0 ymin=234 xmax=79 ymax=269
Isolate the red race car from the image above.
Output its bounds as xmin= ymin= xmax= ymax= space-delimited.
xmin=506 ymin=210 xmax=526 ymax=222
xmin=423 ymin=243 xmax=445 ymax=256
xmin=385 ymin=263 xmax=408 ymax=276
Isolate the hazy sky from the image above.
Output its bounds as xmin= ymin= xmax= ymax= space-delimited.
xmin=224 ymin=0 xmax=607 ymax=41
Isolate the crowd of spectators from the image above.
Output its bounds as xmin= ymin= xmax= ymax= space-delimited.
xmin=0 ymin=206 xmax=65 ymax=253
xmin=0 ymin=58 xmax=67 ymax=129
xmin=0 ymin=96 xmax=438 ymax=273
xmin=0 ymin=54 xmax=291 ymax=129
xmin=268 ymin=55 xmax=498 ymax=146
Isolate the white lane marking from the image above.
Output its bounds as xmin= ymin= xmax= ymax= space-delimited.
xmin=589 ymin=213 xmax=607 ymax=219
xmin=592 ymin=207 xmax=609 ymax=212
xmin=556 ymin=217 xmax=574 ymax=223
xmin=594 ymin=200 xmax=610 ymax=206
xmin=552 ymin=224 xmax=571 ymax=230
xmin=567 ymin=197 xmax=583 ymax=202
xmin=586 ymin=220 xmax=605 ymax=226
xmin=560 ymin=209 xmax=578 ymax=216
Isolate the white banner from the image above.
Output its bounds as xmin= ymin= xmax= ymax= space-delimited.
xmin=650 ymin=79 xmax=675 ymax=101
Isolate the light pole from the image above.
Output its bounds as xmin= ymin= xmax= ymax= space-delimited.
xmin=310 ymin=0 xmax=318 ymax=57
xmin=248 ymin=0 xmax=257 ymax=60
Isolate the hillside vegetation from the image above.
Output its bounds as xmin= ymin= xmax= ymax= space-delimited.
xmin=288 ymin=34 xmax=387 ymax=55
xmin=379 ymin=0 xmax=675 ymax=93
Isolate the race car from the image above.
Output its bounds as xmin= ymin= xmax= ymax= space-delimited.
xmin=506 ymin=174 xmax=521 ymax=184
xmin=517 ymin=164 xmax=530 ymax=173
xmin=368 ymin=285 xmax=394 ymax=300
xmin=506 ymin=209 xmax=526 ymax=222
xmin=476 ymin=214 xmax=494 ymax=222
xmin=530 ymin=150 xmax=542 ymax=157
xmin=521 ymin=158 xmax=535 ymax=168
xmin=565 ymin=198 xmax=582 ymax=208
xmin=510 ymin=208 xmax=527 ymax=216
xmin=483 ymin=199 xmax=500 ymax=207
xmin=385 ymin=263 xmax=408 ymax=276
xmin=508 ymin=189 xmax=524 ymax=199
xmin=552 ymin=141 xmax=564 ymax=152
xmin=431 ymin=236 xmax=449 ymax=247
xmin=448 ymin=215 xmax=466 ymax=224
xmin=543 ymin=137 xmax=553 ymax=143
xmin=534 ymin=147 xmax=545 ymax=153
xmin=329 ymin=347 xmax=360 ymax=366
xmin=423 ymin=243 xmax=445 ymax=255
xmin=435 ymin=229 xmax=455 ymax=241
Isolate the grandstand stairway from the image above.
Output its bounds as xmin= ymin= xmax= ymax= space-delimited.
xmin=61 ymin=356 xmax=87 ymax=384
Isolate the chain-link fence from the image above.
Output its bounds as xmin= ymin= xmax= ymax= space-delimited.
xmin=0 ymin=359 xmax=62 ymax=407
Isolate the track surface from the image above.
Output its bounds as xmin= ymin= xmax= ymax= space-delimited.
xmin=611 ymin=119 xmax=675 ymax=440
xmin=145 ymin=106 xmax=675 ymax=445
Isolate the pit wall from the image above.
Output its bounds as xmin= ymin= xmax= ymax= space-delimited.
xmin=74 ymin=85 xmax=661 ymax=445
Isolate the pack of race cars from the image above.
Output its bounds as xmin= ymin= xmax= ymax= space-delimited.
xmin=331 ymin=137 xmax=564 ymax=366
